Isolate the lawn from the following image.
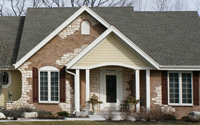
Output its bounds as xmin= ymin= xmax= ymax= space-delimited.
xmin=0 ymin=121 xmax=199 ymax=125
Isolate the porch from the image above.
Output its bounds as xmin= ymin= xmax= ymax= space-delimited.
xmin=72 ymin=66 xmax=151 ymax=113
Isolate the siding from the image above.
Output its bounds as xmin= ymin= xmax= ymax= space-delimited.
xmin=0 ymin=70 xmax=22 ymax=107
xmin=74 ymin=34 xmax=149 ymax=68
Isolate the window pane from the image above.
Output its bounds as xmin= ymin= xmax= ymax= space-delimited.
xmin=169 ymin=73 xmax=179 ymax=103
xmin=40 ymin=71 xmax=48 ymax=101
xmin=51 ymin=72 xmax=59 ymax=101
xmin=106 ymin=75 xmax=117 ymax=103
xmin=182 ymin=73 xmax=192 ymax=104
xmin=0 ymin=72 xmax=9 ymax=85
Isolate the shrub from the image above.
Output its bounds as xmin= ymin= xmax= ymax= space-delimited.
xmin=182 ymin=116 xmax=189 ymax=121
xmin=36 ymin=110 xmax=53 ymax=116
xmin=136 ymin=107 xmax=150 ymax=121
xmin=56 ymin=111 xmax=69 ymax=117
xmin=163 ymin=114 xmax=176 ymax=120
xmin=99 ymin=107 xmax=117 ymax=121
xmin=120 ymin=108 xmax=132 ymax=121
xmin=37 ymin=115 xmax=65 ymax=119
xmin=1 ymin=107 xmax=34 ymax=119
xmin=149 ymin=105 xmax=176 ymax=121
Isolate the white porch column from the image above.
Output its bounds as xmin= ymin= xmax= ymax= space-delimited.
xmin=146 ymin=70 xmax=150 ymax=110
xmin=75 ymin=69 xmax=80 ymax=112
xmin=86 ymin=69 xmax=90 ymax=112
xmin=135 ymin=69 xmax=140 ymax=112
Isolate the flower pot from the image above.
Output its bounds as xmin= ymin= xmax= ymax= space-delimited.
xmin=92 ymin=103 xmax=98 ymax=115
xmin=128 ymin=103 xmax=135 ymax=112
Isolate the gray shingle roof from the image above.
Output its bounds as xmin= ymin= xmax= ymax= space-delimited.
xmin=0 ymin=16 xmax=25 ymax=67
xmin=14 ymin=7 xmax=200 ymax=66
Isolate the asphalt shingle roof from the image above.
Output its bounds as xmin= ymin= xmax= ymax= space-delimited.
xmin=0 ymin=16 xmax=24 ymax=67
xmin=2 ymin=7 xmax=200 ymax=66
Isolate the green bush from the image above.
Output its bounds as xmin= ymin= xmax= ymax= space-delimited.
xmin=182 ymin=116 xmax=189 ymax=121
xmin=36 ymin=110 xmax=53 ymax=116
xmin=56 ymin=111 xmax=69 ymax=117
xmin=163 ymin=114 xmax=176 ymax=120
xmin=37 ymin=115 xmax=65 ymax=119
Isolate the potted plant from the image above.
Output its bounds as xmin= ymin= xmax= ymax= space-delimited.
xmin=87 ymin=94 xmax=102 ymax=115
xmin=124 ymin=96 xmax=140 ymax=112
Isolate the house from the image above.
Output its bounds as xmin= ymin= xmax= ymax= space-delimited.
xmin=0 ymin=5 xmax=200 ymax=118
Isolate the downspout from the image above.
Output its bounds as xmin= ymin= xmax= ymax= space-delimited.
xmin=65 ymin=65 xmax=76 ymax=76
xmin=65 ymin=65 xmax=77 ymax=114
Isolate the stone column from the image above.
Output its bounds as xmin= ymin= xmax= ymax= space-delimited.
xmin=86 ymin=69 xmax=90 ymax=112
xmin=135 ymin=69 xmax=140 ymax=112
xmin=75 ymin=69 xmax=80 ymax=112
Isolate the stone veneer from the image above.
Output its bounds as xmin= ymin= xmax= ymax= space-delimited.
xmin=58 ymin=12 xmax=99 ymax=39
xmin=59 ymin=81 xmax=74 ymax=113
xmin=152 ymin=86 xmax=162 ymax=105
xmin=6 ymin=62 xmax=35 ymax=110
xmin=56 ymin=45 xmax=88 ymax=65
xmin=150 ymin=71 xmax=175 ymax=116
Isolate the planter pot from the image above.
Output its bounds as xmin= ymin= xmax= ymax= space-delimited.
xmin=128 ymin=103 xmax=136 ymax=112
xmin=92 ymin=103 xmax=98 ymax=115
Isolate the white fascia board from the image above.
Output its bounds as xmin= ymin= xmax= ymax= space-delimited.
xmin=67 ymin=26 xmax=160 ymax=69
xmin=14 ymin=5 xmax=110 ymax=69
xmin=160 ymin=65 xmax=200 ymax=71
xmin=110 ymin=26 xmax=160 ymax=69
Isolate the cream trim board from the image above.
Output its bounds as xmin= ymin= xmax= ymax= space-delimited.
xmin=167 ymin=72 xmax=193 ymax=106
xmin=72 ymin=63 xmax=155 ymax=70
xmin=67 ymin=26 xmax=160 ymax=70
xmin=100 ymin=68 xmax=123 ymax=110
xmin=14 ymin=5 xmax=110 ymax=69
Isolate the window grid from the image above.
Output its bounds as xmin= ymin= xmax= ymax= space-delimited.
xmin=39 ymin=69 xmax=59 ymax=103
xmin=51 ymin=72 xmax=59 ymax=101
xmin=169 ymin=73 xmax=179 ymax=103
xmin=40 ymin=72 xmax=48 ymax=101
xmin=182 ymin=73 xmax=192 ymax=104
xmin=168 ymin=72 xmax=193 ymax=105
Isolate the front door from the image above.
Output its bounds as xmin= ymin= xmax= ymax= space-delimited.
xmin=106 ymin=75 xmax=117 ymax=103
xmin=100 ymin=68 xmax=123 ymax=110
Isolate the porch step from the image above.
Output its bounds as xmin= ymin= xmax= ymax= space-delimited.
xmin=89 ymin=111 xmax=136 ymax=121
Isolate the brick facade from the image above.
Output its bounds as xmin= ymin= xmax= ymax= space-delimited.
xmin=6 ymin=12 xmax=106 ymax=114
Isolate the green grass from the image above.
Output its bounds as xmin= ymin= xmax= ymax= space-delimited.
xmin=0 ymin=121 xmax=199 ymax=125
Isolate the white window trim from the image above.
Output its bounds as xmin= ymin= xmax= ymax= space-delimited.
xmin=39 ymin=66 xmax=60 ymax=103
xmin=81 ymin=21 xmax=90 ymax=35
xmin=168 ymin=72 xmax=193 ymax=106
xmin=2 ymin=71 xmax=12 ymax=88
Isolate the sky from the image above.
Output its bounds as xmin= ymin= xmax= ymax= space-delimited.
xmin=1 ymin=0 xmax=200 ymax=16
xmin=134 ymin=0 xmax=197 ymax=11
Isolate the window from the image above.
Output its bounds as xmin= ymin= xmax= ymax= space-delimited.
xmin=81 ymin=21 xmax=90 ymax=34
xmin=39 ymin=66 xmax=59 ymax=103
xmin=0 ymin=71 xmax=11 ymax=88
xmin=168 ymin=72 xmax=192 ymax=105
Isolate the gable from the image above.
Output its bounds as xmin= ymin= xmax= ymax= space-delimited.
xmin=72 ymin=34 xmax=151 ymax=69
xmin=14 ymin=6 xmax=110 ymax=69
